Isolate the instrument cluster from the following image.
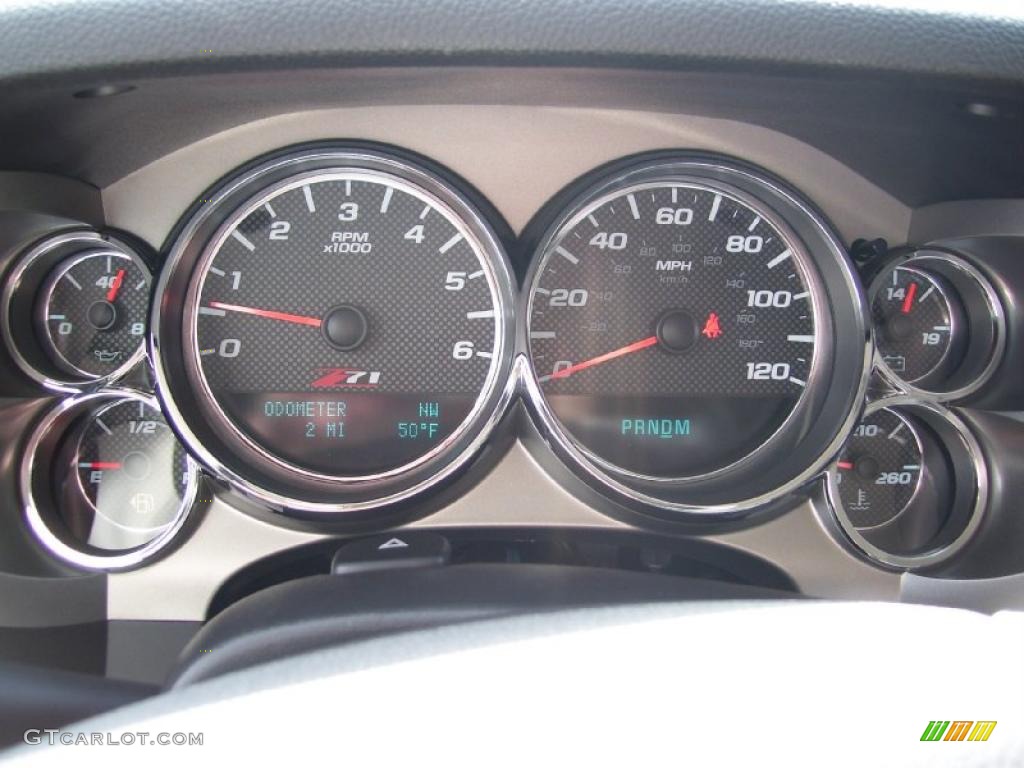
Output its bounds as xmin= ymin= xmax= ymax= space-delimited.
xmin=0 ymin=143 xmax=1013 ymax=573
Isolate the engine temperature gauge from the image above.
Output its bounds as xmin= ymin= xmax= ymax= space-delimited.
xmin=834 ymin=408 xmax=923 ymax=528
xmin=828 ymin=400 xmax=985 ymax=570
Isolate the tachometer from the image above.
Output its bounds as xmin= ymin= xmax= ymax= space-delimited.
xmin=153 ymin=147 xmax=515 ymax=514
xmin=522 ymin=155 xmax=869 ymax=514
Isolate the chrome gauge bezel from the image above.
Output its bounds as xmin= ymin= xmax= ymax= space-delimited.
xmin=524 ymin=177 xmax=828 ymax=486
xmin=824 ymin=396 xmax=987 ymax=570
xmin=1 ymin=231 xmax=151 ymax=392
xmin=870 ymin=250 xmax=1005 ymax=402
xmin=519 ymin=155 xmax=872 ymax=518
xmin=20 ymin=389 xmax=200 ymax=571
xmin=152 ymin=146 xmax=517 ymax=516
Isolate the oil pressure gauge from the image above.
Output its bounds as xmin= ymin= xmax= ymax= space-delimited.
xmin=2 ymin=230 xmax=152 ymax=390
xmin=37 ymin=249 xmax=151 ymax=379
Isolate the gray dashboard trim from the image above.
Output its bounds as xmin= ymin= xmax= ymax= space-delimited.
xmin=902 ymin=571 xmax=1024 ymax=614
xmin=102 ymin=105 xmax=909 ymax=246
xmin=0 ymin=573 xmax=105 ymax=628
xmin=98 ymin=103 xmax=907 ymax=621
xmin=107 ymin=442 xmax=900 ymax=621
xmin=4 ymin=67 xmax=1019 ymax=207
xmin=0 ymin=173 xmax=102 ymax=225
xmin=1 ymin=0 xmax=1023 ymax=85
xmin=911 ymin=200 xmax=1024 ymax=242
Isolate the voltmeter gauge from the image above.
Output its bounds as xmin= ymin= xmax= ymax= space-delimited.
xmin=869 ymin=252 xmax=1004 ymax=399
xmin=871 ymin=266 xmax=963 ymax=386
xmin=22 ymin=393 xmax=199 ymax=570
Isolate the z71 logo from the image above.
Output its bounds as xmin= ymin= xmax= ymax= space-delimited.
xmin=310 ymin=368 xmax=382 ymax=388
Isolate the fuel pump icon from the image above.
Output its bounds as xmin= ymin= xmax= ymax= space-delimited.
xmin=130 ymin=492 xmax=155 ymax=517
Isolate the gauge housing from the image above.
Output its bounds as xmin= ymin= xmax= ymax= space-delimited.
xmin=824 ymin=398 xmax=986 ymax=570
xmin=869 ymin=249 xmax=1004 ymax=401
xmin=152 ymin=144 xmax=517 ymax=517
xmin=519 ymin=153 xmax=871 ymax=518
xmin=1 ymin=230 xmax=152 ymax=392
xmin=20 ymin=389 xmax=199 ymax=571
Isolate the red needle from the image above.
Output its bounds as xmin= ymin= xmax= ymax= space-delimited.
xmin=106 ymin=269 xmax=126 ymax=302
xmin=82 ymin=462 xmax=122 ymax=470
xmin=901 ymin=282 xmax=918 ymax=314
xmin=551 ymin=336 xmax=659 ymax=379
xmin=836 ymin=461 xmax=854 ymax=470
xmin=208 ymin=301 xmax=322 ymax=328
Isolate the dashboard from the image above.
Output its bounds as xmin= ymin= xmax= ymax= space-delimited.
xmin=2 ymin=0 xmax=1024 ymax=694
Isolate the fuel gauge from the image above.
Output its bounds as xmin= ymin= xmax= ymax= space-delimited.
xmin=22 ymin=392 xmax=199 ymax=570
xmin=61 ymin=397 xmax=195 ymax=551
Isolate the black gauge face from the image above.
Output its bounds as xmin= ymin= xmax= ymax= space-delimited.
xmin=37 ymin=250 xmax=150 ymax=378
xmin=834 ymin=409 xmax=922 ymax=528
xmin=527 ymin=181 xmax=819 ymax=478
xmin=872 ymin=266 xmax=957 ymax=384
xmin=57 ymin=399 xmax=194 ymax=552
xmin=189 ymin=171 xmax=504 ymax=478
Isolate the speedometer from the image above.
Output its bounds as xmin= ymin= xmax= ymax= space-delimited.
xmin=529 ymin=181 xmax=816 ymax=478
xmin=154 ymin=146 xmax=515 ymax=514
xmin=523 ymin=155 xmax=869 ymax=513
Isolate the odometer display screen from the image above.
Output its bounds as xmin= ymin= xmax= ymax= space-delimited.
xmin=527 ymin=179 xmax=819 ymax=479
xmin=189 ymin=171 xmax=504 ymax=478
